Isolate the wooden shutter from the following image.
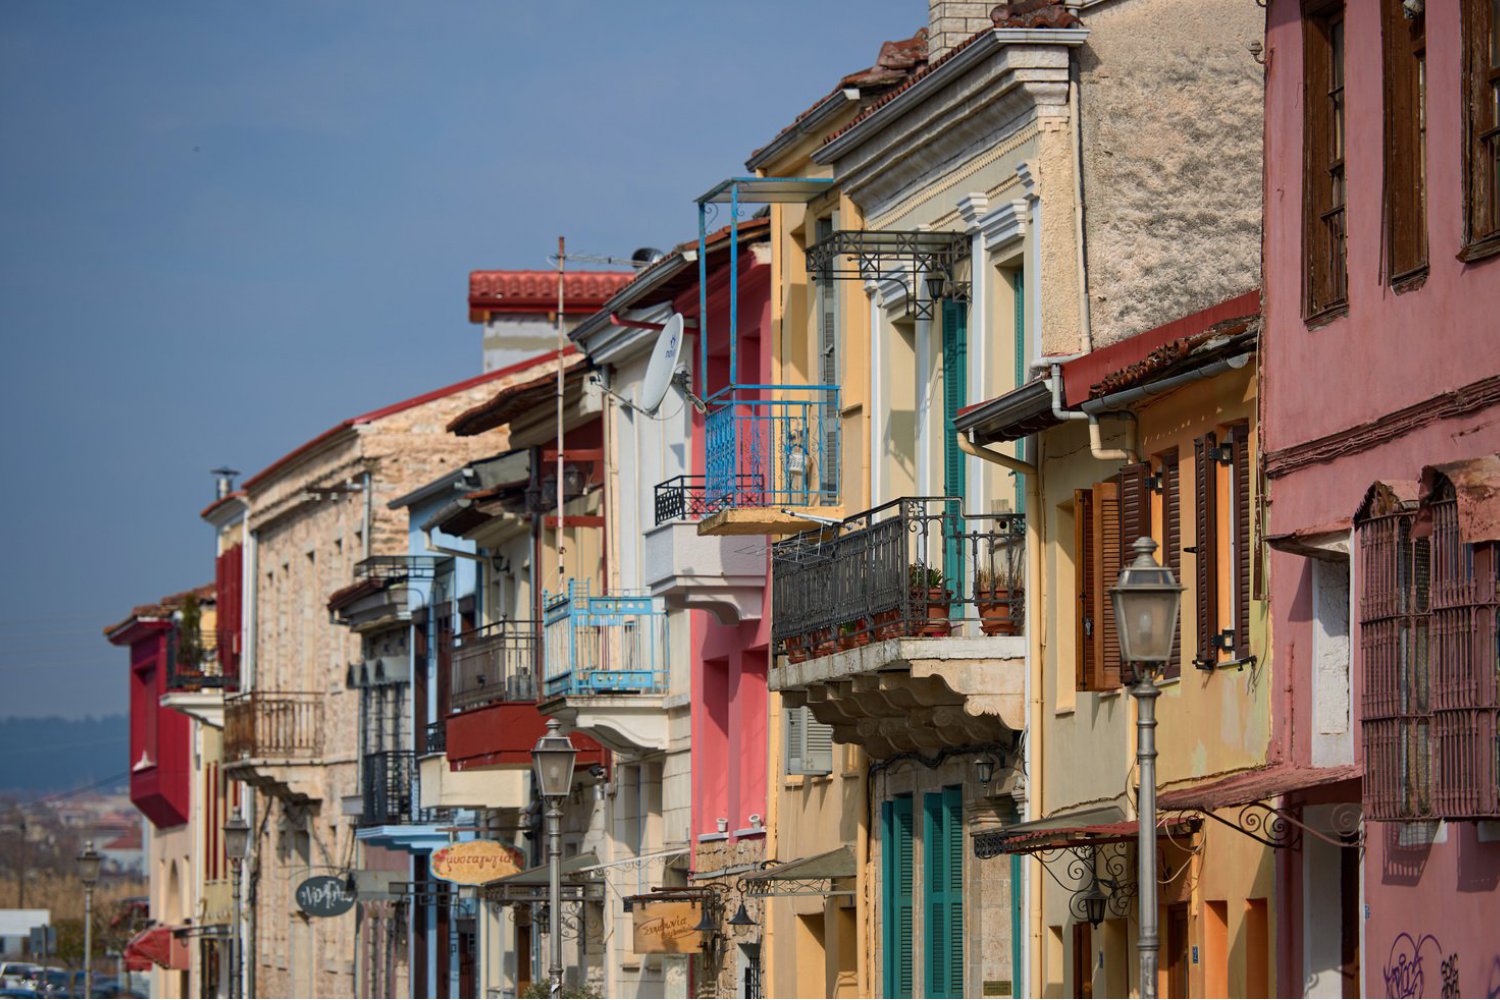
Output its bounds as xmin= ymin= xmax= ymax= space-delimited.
xmin=804 ymin=709 xmax=834 ymax=774
xmin=1075 ymin=489 xmax=1097 ymax=690
xmin=1092 ymin=481 xmax=1122 ymax=689
xmin=883 ymin=796 xmax=915 ymax=999
xmin=1382 ymin=0 xmax=1428 ymax=279
xmin=1161 ymin=450 xmax=1183 ymax=679
xmin=1463 ymin=0 xmax=1500 ymax=244
xmin=1229 ymin=423 xmax=1253 ymax=659
xmin=943 ymin=300 xmax=969 ymax=591
xmin=1194 ymin=434 xmax=1220 ymax=668
xmin=785 ymin=704 xmax=804 ymax=774
xmin=816 ymin=217 xmax=839 ymax=497
xmin=924 ymin=788 xmax=965 ymax=998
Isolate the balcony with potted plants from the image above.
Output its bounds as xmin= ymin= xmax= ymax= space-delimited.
xmin=768 ymin=497 xmax=1027 ymax=758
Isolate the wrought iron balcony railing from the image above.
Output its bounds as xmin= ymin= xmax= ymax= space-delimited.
xmin=424 ymin=719 xmax=447 ymax=755
xmin=354 ymin=555 xmax=439 ymax=583
xmin=452 ymin=620 xmax=539 ymax=711
xmin=224 ymin=692 xmax=323 ymax=762
xmin=770 ymin=497 xmax=1025 ymax=658
xmin=653 ymin=474 xmax=767 ymax=525
xmin=703 ymin=385 xmax=840 ymax=511
xmin=361 ymin=749 xmax=416 ymax=827
xmin=166 ymin=627 xmax=235 ymax=692
xmin=542 ymin=581 xmax=669 ymax=698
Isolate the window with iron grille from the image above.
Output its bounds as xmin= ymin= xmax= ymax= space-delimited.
xmin=1461 ymin=0 xmax=1500 ymax=257
xmin=1382 ymin=0 xmax=1427 ymax=284
xmin=1304 ymin=2 xmax=1349 ymax=318
xmin=1359 ymin=503 xmax=1433 ymax=821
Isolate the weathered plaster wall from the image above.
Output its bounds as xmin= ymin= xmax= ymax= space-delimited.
xmin=1077 ymin=0 xmax=1263 ymax=347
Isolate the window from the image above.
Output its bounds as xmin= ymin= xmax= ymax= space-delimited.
xmin=1193 ymin=425 xmax=1253 ymax=668
xmin=784 ymin=704 xmax=833 ymax=776
xmin=882 ymin=795 xmax=915 ymax=999
xmin=923 ymin=786 xmax=964 ymax=999
xmin=1462 ymin=0 xmax=1500 ymax=254
xmin=1305 ymin=2 xmax=1349 ymax=317
xmin=1383 ymin=0 xmax=1428 ymax=282
xmin=816 ymin=216 xmax=840 ymax=498
xmin=1074 ymin=483 xmax=1122 ymax=691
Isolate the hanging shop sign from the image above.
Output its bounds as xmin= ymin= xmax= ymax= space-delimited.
xmin=631 ymin=899 xmax=704 ymax=954
xmin=294 ymin=875 xmax=356 ymax=918
xmin=430 ymin=840 xmax=526 ymax=886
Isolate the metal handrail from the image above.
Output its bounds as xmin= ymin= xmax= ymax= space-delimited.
xmin=223 ymin=692 xmax=323 ymax=761
xmin=452 ymin=620 xmax=540 ymax=711
xmin=770 ymin=497 xmax=1025 ymax=655
xmin=542 ymin=581 xmax=669 ymax=698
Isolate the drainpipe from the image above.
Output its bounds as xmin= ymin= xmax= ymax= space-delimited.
xmin=1050 ymin=363 xmax=1138 ymax=463
xmin=362 ymin=471 xmax=373 ymax=560
xmin=956 ymin=431 xmax=1036 ymax=476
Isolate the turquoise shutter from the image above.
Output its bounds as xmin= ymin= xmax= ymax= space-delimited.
xmin=1012 ymin=269 xmax=1026 ymax=512
xmin=883 ymin=796 xmax=915 ymax=998
xmin=925 ymin=787 xmax=965 ymax=998
xmin=941 ymin=300 xmax=969 ymax=595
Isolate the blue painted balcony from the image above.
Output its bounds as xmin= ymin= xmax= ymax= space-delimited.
xmin=687 ymin=385 xmax=843 ymax=536
xmin=538 ymin=581 xmax=671 ymax=753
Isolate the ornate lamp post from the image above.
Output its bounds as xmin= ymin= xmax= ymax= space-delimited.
xmin=531 ymin=719 xmax=577 ymax=998
xmin=224 ymin=810 xmax=251 ymax=999
xmin=76 ymin=841 xmax=101 ymax=999
xmin=1110 ymin=537 xmax=1183 ymax=1000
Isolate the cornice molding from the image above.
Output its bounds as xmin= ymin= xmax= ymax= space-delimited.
xmin=977 ymin=199 xmax=1031 ymax=251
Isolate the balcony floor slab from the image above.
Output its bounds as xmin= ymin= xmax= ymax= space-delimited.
xmin=698 ymin=506 xmax=845 ymax=537
xmin=771 ymin=636 xmax=1025 ymax=758
xmin=539 ymin=694 xmax=669 ymax=755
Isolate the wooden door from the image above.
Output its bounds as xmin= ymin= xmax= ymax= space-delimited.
xmin=1166 ymin=903 xmax=1190 ymax=998
xmin=1071 ymin=922 xmax=1093 ymax=999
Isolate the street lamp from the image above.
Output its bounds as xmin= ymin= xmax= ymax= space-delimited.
xmin=1109 ymin=537 xmax=1183 ymax=1000
xmin=531 ymin=719 xmax=576 ymax=999
xmin=224 ymin=810 xmax=251 ymax=999
xmin=76 ymin=841 xmax=101 ymax=1000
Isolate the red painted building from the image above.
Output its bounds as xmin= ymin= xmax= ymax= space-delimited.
xmin=1262 ymin=0 xmax=1500 ymax=994
xmin=105 ymin=587 xmax=212 ymax=830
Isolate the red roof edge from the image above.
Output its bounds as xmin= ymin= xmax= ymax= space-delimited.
xmin=1061 ymin=290 xmax=1261 ymax=408
xmin=199 ymin=490 xmax=247 ymax=521
xmin=242 ymin=350 xmax=575 ymax=493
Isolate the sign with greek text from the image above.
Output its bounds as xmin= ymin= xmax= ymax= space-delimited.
xmin=430 ymin=840 xmax=526 ymax=886
xmin=294 ymin=875 xmax=355 ymax=918
xmin=631 ymin=899 xmax=704 ymax=954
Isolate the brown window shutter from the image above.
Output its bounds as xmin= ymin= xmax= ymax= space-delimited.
xmin=1075 ymin=489 xmax=1096 ymax=690
xmin=1230 ymin=423 xmax=1253 ymax=660
xmin=1117 ymin=463 xmax=1152 ymax=562
xmin=1094 ymin=480 xmax=1122 ymax=689
xmin=1194 ymin=434 xmax=1220 ymax=668
xmin=1160 ymin=450 xmax=1183 ymax=679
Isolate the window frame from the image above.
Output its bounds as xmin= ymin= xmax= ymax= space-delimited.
xmin=1461 ymin=0 xmax=1500 ymax=259
xmin=1382 ymin=0 xmax=1428 ymax=285
xmin=1304 ymin=1 xmax=1350 ymax=320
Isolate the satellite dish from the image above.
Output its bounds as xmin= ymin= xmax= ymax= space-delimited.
xmin=637 ymin=313 xmax=685 ymax=415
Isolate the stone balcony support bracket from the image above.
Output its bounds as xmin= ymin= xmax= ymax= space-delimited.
xmin=770 ymin=636 xmax=1025 ymax=759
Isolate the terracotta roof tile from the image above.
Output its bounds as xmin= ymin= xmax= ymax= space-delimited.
xmin=104 ymin=584 xmax=215 ymax=637
xmin=469 ymin=270 xmax=634 ymax=319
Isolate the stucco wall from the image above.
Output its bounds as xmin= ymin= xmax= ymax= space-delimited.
xmin=1076 ymin=0 xmax=1263 ymax=347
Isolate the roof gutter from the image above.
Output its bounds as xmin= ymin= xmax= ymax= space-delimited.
xmin=957 ymin=430 xmax=1035 ymax=475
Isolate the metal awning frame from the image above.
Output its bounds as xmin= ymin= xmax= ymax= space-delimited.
xmin=806 ymin=229 xmax=973 ymax=320
xmin=695 ymin=176 xmax=836 ymax=396
xmin=1162 ymin=800 xmax=1362 ymax=851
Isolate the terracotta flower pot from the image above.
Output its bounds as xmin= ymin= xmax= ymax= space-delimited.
xmin=812 ymin=628 xmax=838 ymax=657
xmin=873 ymin=609 xmax=902 ymax=640
xmin=785 ymin=634 xmax=808 ymax=663
xmin=977 ymin=586 xmax=1022 ymax=636
xmin=919 ymin=587 xmax=951 ymax=637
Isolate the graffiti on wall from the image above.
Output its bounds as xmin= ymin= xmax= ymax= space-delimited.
xmin=1383 ymin=933 xmax=1462 ymax=999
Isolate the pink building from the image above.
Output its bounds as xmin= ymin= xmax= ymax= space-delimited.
xmin=1262 ymin=0 xmax=1500 ymax=995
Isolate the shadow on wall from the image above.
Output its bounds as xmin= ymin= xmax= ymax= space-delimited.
xmin=1380 ymin=823 xmax=1434 ymax=887
xmin=1455 ymin=822 xmax=1500 ymax=894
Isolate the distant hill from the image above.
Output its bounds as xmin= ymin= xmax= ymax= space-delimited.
xmin=0 ymin=715 xmax=128 ymax=794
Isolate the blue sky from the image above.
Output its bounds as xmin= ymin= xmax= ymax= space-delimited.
xmin=0 ymin=1 xmax=919 ymax=719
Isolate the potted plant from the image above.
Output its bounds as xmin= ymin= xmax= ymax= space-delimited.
xmin=975 ymin=568 xmax=1022 ymax=636
xmin=873 ymin=607 xmax=903 ymax=640
xmin=811 ymin=626 xmax=838 ymax=658
xmin=784 ymin=633 xmax=809 ymax=664
xmin=839 ymin=619 xmax=871 ymax=650
xmin=909 ymin=563 xmax=951 ymax=637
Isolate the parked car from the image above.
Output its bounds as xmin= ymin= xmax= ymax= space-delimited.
xmin=0 ymin=966 xmax=37 ymax=990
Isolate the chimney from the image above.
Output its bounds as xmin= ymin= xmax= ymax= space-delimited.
xmin=928 ymin=1 xmax=998 ymax=61
xmin=211 ymin=467 xmax=240 ymax=500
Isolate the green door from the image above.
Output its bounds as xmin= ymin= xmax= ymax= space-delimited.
xmin=882 ymin=796 xmax=914 ymax=998
xmin=941 ymin=300 xmax=968 ymax=595
xmin=925 ymin=787 xmax=965 ymax=998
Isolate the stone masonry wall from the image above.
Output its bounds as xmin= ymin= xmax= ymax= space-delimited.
xmin=929 ymin=1 xmax=998 ymax=60
xmin=1077 ymin=0 xmax=1263 ymax=346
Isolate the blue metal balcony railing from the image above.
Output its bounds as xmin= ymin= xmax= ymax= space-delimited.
xmin=703 ymin=385 xmax=840 ymax=510
xmin=542 ymin=580 xmax=669 ymax=698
